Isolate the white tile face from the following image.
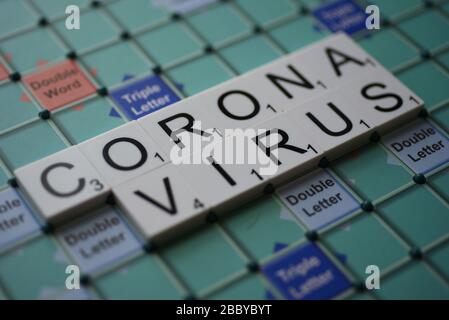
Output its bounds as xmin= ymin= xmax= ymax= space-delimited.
xmin=138 ymin=98 xmax=222 ymax=160
xmin=288 ymin=89 xmax=374 ymax=159
xmin=14 ymin=147 xmax=110 ymax=224
xmin=250 ymin=112 xmax=324 ymax=184
xmin=113 ymin=163 xmax=207 ymax=241
xmin=340 ymin=70 xmax=423 ymax=134
xmin=199 ymin=78 xmax=286 ymax=135
xmin=251 ymin=61 xmax=329 ymax=111
xmin=79 ymin=122 xmax=167 ymax=187
xmin=0 ymin=188 xmax=41 ymax=250
xmin=178 ymin=138 xmax=272 ymax=211
xmin=295 ymin=33 xmax=380 ymax=90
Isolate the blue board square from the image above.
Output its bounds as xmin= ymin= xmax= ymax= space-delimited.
xmin=313 ymin=0 xmax=368 ymax=35
xmin=110 ymin=75 xmax=180 ymax=120
xmin=0 ymin=188 xmax=41 ymax=250
xmin=57 ymin=208 xmax=142 ymax=274
xmin=383 ymin=120 xmax=449 ymax=174
xmin=277 ymin=169 xmax=360 ymax=230
xmin=262 ymin=242 xmax=351 ymax=300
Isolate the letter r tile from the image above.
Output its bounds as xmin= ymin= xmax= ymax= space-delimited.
xmin=23 ymin=60 xmax=96 ymax=111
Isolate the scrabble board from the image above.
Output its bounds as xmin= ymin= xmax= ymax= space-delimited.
xmin=0 ymin=0 xmax=449 ymax=301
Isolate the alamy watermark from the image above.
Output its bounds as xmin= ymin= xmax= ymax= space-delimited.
xmin=365 ymin=5 xmax=380 ymax=30
xmin=65 ymin=5 xmax=80 ymax=30
xmin=365 ymin=265 xmax=381 ymax=290
xmin=65 ymin=264 xmax=80 ymax=290
xmin=64 ymin=4 xmax=381 ymax=31
xmin=167 ymin=121 xmax=286 ymax=176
